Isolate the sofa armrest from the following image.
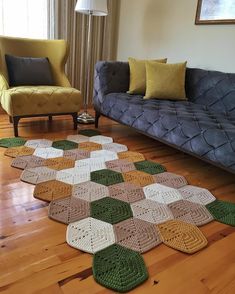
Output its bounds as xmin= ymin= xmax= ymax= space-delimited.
xmin=93 ymin=61 xmax=130 ymax=111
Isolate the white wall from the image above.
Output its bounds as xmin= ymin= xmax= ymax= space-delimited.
xmin=117 ymin=0 xmax=235 ymax=73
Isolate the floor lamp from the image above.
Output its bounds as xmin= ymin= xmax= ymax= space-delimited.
xmin=75 ymin=0 xmax=108 ymax=124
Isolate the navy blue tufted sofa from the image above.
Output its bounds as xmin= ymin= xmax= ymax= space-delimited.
xmin=93 ymin=61 xmax=235 ymax=174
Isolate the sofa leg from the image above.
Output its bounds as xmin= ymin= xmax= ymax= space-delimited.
xmin=13 ymin=116 xmax=20 ymax=137
xmin=9 ymin=116 xmax=13 ymax=123
xmin=48 ymin=115 xmax=53 ymax=122
xmin=72 ymin=113 xmax=78 ymax=130
xmin=95 ymin=111 xmax=100 ymax=128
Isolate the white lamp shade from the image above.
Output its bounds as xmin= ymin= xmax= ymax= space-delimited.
xmin=75 ymin=0 xmax=108 ymax=16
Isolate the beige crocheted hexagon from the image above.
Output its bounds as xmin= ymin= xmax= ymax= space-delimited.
xmin=21 ymin=166 xmax=57 ymax=184
xmin=108 ymin=182 xmax=145 ymax=203
xmin=11 ymin=155 xmax=46 ymax=170
xmin=168 ymin=200 xmax=213 ymax=226
xmin=49 ymin=196 xmax=90 ymax=224
xmin=114 ymin=218 xmax=162 ymax=253
xmin=153 ymin=172 xmax=188 ymax=189
xmin=106 ymin=159 xmax=136 ymax=173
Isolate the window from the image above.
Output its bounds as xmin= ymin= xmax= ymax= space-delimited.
xmin=0 ymin=0 xmax=48 ymax=39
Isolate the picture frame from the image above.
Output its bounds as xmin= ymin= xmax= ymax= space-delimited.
xmin=195 ymin=0 xmax=235 ymax=24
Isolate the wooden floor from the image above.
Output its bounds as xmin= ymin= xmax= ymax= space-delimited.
xmin=0 ymin=112 xmax=235 ymax=294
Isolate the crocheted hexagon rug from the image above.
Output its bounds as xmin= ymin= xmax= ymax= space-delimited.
xmin=1 ymin=129 xmax=235 ymax=293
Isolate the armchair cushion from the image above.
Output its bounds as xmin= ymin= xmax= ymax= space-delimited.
xmin=5 ymin=55 xmax=54 ymax=87
xmin=1 ymin=86 xmax=82 ymax=116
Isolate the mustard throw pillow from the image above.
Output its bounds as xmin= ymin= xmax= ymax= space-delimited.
xmin=144 ymin=61 xmax=187 ymax=100
xmin=128 ymin=57 xmax=167 ymax=95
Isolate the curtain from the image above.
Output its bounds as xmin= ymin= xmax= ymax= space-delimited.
xmin=49 ymin=0 xmax=120 ymax=106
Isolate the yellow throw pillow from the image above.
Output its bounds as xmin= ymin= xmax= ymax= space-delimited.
xmin=128 ymin=57 xmax=167 ymax=95
xmin=144 ymin=61 xmax=187 ymax=100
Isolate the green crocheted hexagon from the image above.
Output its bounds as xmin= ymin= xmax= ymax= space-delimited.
xmin=206 ymin=200 xmax=235 ymax=227
xmin=134 ymin=160 xmax=166 ymax=175
xmin=91 ymin=169 xmax=124 ymax=186
xmin=91 ymin=197 xmax=133 ymax=224
xmin=93 ymin=244 xmax=148 ymax=293
xmin=52 ymin=140 xmax=78 ymax=150
xmin=79 ymin=129 xmax=101 ymax=137
xmin=0 ymin=137 xmax=26 ymax=148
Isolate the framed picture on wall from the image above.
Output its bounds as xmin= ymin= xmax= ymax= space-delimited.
xmin=195 ymin=0 xmax=235 ymax=24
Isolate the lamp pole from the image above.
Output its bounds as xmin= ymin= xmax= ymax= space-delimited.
xmin=77 ymin=10 xmax=95 ymax=124
xmin=75 ymin=0 xmax=108 ymax=124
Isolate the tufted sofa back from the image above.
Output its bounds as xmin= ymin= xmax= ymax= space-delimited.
xmin=185 ymin=68 xmax=235 ymax=116
xmin=94 ymin=61 xmax=235 ymax=117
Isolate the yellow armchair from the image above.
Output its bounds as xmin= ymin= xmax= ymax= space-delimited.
xmin=0 ymin=36 xmax=82 ymax=136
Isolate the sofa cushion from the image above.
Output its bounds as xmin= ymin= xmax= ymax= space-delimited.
xmin=128 ymin=57 xmax=167 ymax=95
xmin=100 ymin=93 xmax=235 ymax=170
xmin=5 ymin=55 xmax=54 ymax=87
xmin=1 ymin=86 xmax=82 ymax=116
xmin=145 ymin=61 xmax=187 ymax=100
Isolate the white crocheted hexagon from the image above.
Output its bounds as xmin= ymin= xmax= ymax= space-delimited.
xmin=72 ymin=181 xmax=109 ymax=201
xmin=143 ymin=183 xmax=182 ymax=204
xmin=89 ymin=135 xmax=113 ymax=145
xmin=90 ymin=150 xmax=118 ymax=162
xmin=24 ymin=139 xmax=53 ymax=149
xmin=56 ymin=167 xmax=90 ymax=185
xmin=21 ymin=166 xmax=57 ymax=184
xmin=33 ymin=147 xmax=64 ymax=159
xmin=75 ymin=157 xmax=106 ymax=172
xmin=178 ymin=185 xmax=216 ymax=205
xmin=102 ymin=143 xmax=128 ymax=153
xmin=131 ymin=199 xmax=173 ymax=224
xmin=67 ymin=134 xmax=89 ymax=143
xmin=66 ymin=217 xmax=115 ymax=254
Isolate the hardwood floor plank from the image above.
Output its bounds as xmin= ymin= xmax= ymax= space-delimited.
xmin=34 ymin=283 xmax=64 ymax=294
xmin=130 ymin=233 xmax=235 ymax=294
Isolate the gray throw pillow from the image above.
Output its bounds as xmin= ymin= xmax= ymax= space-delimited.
xmin=5 ymin=54 xmax=54 ymax=87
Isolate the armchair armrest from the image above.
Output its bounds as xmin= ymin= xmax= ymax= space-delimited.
xmin=93 ymin=61 xmax=130 ymax=111
xmin=0 ymin=74 xmax=9 ymax=105
xmin=0 ymin=74 xmax=9 ymax=91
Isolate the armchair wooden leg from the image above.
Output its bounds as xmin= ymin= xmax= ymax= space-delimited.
xmin=13 ymin=116 xmax=20 ymax=137
xmin=48 ymin=115 xmax=53 ymax=122
xmin=72 ymin=113 xmax=78 ymax=130
xmin=95 ymin=111 xmax=100 ymax=128
xmin=9 ymin=116 xmax=13 ymax=123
